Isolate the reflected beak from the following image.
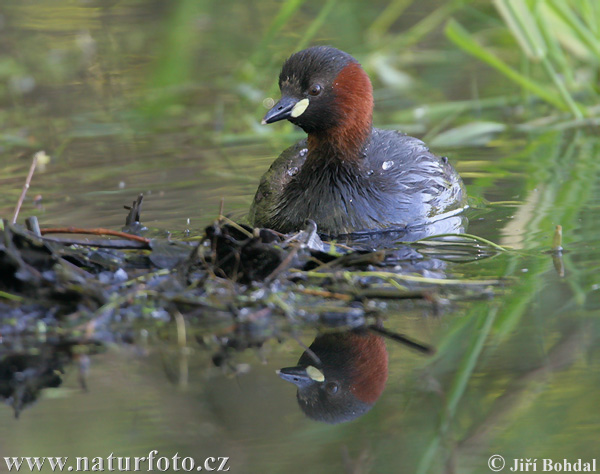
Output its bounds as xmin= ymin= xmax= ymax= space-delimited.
xmin=277 ymin=366 xmax=314 ymax=389
xmin=262 ymin=96 xmax=309 ymax=124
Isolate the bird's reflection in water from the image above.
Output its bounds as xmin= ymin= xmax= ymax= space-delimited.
xmin=278 ymin=329 xmax=389 ymax=424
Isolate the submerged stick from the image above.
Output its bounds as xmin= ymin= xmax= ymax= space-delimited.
xmin=551 ymin=225 xmax=564 ymax=277
xmin=12 ymin=153 xmax=40 ymax=223
xmin=552 ymin=224 xmax=563 ymax=251
xmin=264 ymin=244 xmax=300 ymax=283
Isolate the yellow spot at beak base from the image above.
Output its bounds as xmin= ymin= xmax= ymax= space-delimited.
xmin=306 ymin=365 xmax=325 ymax=382
xmin=291 ymin=98 xmax=309 ymax=118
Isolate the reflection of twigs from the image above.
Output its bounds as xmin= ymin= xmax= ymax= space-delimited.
xmin=311 ymin=250 xmax=385 ymax=271
xmin=12 ymin=153 xmax=39 ymax=223
xmin=457 ymin=327 xmax=587 ymax=454
xmin=293 ymin=269 xmax=502 ymax=286
xmin=41 ymin=236 xmax=150 ymax=249
xmin=264 ymin=244 xmax=300 ymax=283
xmin=414 ymin=233 xmax=508 ymax=252
xmin=40 ymin=227 xmax=151 ymax=247
xmin=298 ymin=288 xmax=353 ymax=301
xmin=291 ymin=333 xmax=322 ymax=367
xmin=368 ymin=325 xmax=435 ymax=355
xmin=174 ymin=310 xmax=187 ymax=348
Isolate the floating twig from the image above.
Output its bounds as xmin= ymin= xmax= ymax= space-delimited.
xmin=40 ymin=227 xmax=151 ymax=247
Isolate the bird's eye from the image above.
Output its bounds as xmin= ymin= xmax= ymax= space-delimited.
xmin=309 ymin=84 xmax=322 ymax=96
xmin=325 ymin=382 xmax=339 ymax=395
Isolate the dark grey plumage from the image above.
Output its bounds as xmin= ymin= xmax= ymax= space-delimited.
xmin=250 ymin=129 xmax=466 ymax=235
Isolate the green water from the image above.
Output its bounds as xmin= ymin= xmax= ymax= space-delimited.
xmin=1 ymin=1 xmax=599 ymax=473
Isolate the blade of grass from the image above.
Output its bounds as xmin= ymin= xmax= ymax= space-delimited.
xmin=367 ymin=0 xmax=413 ymax=38
xmin=428 ymin=121 xmax=507 ymax=148
xmin=389 ymin=95 xmax=519 ymax=123
xmin=144 ymin=0 xmax=203 ymax=115
xmin=493 ymin=0 xmax=584 ymax=117
xmin=581 ymin=0 xmax=598 ymax=34
xmin=470 ymin=1 xmax=584 ymax=117
xmin=261 ymin=0 xmax=338 ymax=106
xmin=546 ymin=0 xmax=600 ymax=59
xmin=536 ymin=5 xmax=575 ymax=86
xmin=388 ymin=0 xmax=464 ymax=49
xmin=493 ymin=0 xmax=546 ymax=60
xmin=539 ymin=56 xmax=584 ymax=118
xmin=492 ymin=1 xmax=588 ymax=117
xmin=249 ymin=0 xmax=307 ymax=65
xmin=292 ymin=0 xmax=338 ymax=52
xmin=445 ymin=19 xmax=569 ymax=112
xmin=445 ymin=305 xmax=498 ymax=416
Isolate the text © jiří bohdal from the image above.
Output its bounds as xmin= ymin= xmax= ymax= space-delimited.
xmin=511 ymin=458 xmax=597 ymax=472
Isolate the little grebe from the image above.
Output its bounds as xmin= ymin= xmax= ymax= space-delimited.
xmin=249 ymin=46 xmax=466 ymax=236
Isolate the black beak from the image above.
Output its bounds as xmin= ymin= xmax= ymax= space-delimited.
xmin=262 ymin=96 xmax=299 ymax=125
xmin=277 ymin=366 xmax=314 ymax=389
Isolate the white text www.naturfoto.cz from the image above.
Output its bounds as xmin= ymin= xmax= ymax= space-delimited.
xmin=4 ymin=451 xmax=230 ymax=472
